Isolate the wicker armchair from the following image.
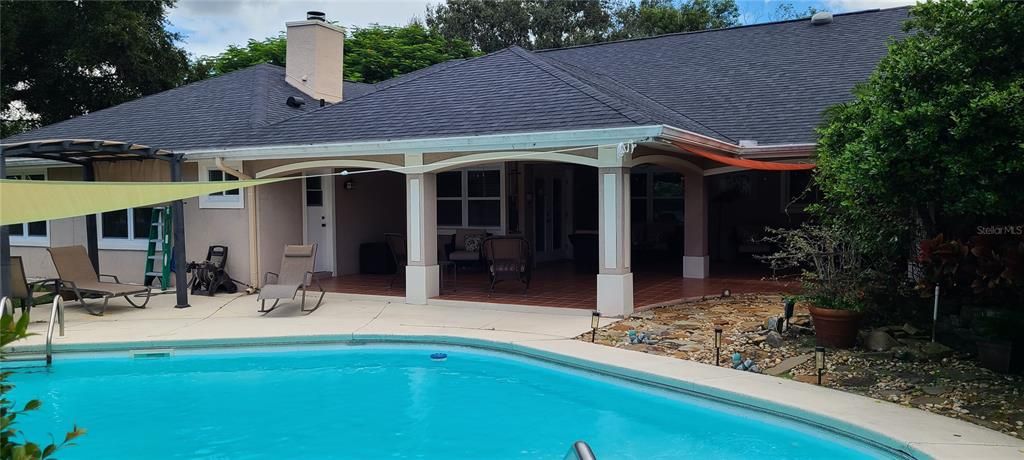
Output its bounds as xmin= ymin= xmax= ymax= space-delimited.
xmin=481 ymin=237 xmax=532 ymax=293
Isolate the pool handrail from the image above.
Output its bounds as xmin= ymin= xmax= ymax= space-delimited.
xmin=564 ymin=441 xmax=596 ymax=460
xmin=45 ymin=296 xmax=65 ymax=365
xmin=1 ymin=296 xmax=12 ymax=316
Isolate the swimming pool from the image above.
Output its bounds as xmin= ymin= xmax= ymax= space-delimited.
xmin=9 ymin=344 xmax=907 ymax=459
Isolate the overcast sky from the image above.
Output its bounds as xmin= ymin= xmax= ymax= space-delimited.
xmin=167 ymin=0 xmax=914 ymax=59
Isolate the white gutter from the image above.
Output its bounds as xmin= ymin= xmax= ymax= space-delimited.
xmin=180 ymin=126 xmax=667 ymax=160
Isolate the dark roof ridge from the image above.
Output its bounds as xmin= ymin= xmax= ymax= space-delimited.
xmin=535 ymin=5 xmax=913 ymax=53
xmin=538 ymin=53 xmax=735 ymax=142
xmin=507 ymin=46 xmax=654 ymax=125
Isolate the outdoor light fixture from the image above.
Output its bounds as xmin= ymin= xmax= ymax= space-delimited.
xmin=714 ymin=327 xmax=723 ymax=366
xmin=815 ymin=346 xmax=826 ymax=385
xmin=722 ymin=288 xmax=731 ymax=297
xmin=344 ymin=180 xmax=355 ymax=190
xmin=591 ymin=311 xmax=601 ymax=342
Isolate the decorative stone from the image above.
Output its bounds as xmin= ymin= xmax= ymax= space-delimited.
xmin=865 ymin=330 xmax=900 ymax=352
xmin=765 ymin=353 xmax=813 ymax=376
xmin=765 ymin=331 xmax=784 ymax=348
xmin=921 ymin=385 xmax=948 ymax=396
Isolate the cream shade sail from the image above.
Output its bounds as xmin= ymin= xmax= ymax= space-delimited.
xmin=0 ymin=178 xmax=285 ymax=225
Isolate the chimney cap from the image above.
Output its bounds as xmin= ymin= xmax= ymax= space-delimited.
xmin=307 ymin=11 xmax=326 ymax=21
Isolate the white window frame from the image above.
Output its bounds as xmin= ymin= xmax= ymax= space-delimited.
xmin=6 ymin=170 xmax=51 ymax=247
xmin=198 ymin=159 xmax=245 ymax=209
xmin=437 ymin=165 xmax=506 ymax=231
xmin=97 ymin=207 xmax=153 ymax=250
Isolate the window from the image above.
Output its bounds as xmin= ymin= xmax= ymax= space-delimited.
xmin=6 ymin=173 xmax=49 ymax=246
xmin=98 ymin=207 xmax=155 ymax=249
xmin=198 ymin=160 xmax=245 ymax=209
xmin=629 ymin=170 xmax=684 ymax=224
xmin=781 ymin=171 xmax=818 ymax=213
xmin=436 ymin=168 xmax=503 ymax=228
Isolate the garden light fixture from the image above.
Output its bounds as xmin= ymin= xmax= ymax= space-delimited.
xmin=591 ymin=311 xmax=601 ymax=342
xmin=714 ymin=327 xmax=723 ymax=366
xmin=722 ymin=288 xmax=731 ymax=298
xmin=815 ymin=346 xmax=826 ymax=385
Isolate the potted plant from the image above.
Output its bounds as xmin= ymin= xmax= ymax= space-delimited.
xmin=761 ymin=224 xmax=872 ymax=348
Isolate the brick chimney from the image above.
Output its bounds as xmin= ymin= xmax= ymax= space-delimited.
xmin=285 ymin=11 xmax=344 ymax=103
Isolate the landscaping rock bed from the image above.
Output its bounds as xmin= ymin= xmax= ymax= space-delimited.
xmin=577 ymin=293 xmax=1024 ymax=439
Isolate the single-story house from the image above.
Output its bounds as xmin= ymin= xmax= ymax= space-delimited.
xmin=1 ymin=7 xmax=909 ymax=316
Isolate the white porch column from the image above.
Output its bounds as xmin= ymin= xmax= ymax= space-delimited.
xmin=683 ymin=169 xmax=710 ymax=278
xmin=597 ymin=167 xmax=633 ymax=317
xmin=405 ymin=173 xmax=439 ymax=304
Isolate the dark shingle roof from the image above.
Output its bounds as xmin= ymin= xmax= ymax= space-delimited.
xmin=1 ymin=64 xmax=376 ymax=150
xmin=539 ymin=7 xmax=909 ymax=144
xmin=244 ymin=47 xmax=659 ymax=147
xmin=4 ymin=7 xmax=909 ymax=150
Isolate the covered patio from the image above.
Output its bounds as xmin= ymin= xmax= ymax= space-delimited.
xmin=318 ymin=262 xmax=794 ymax=310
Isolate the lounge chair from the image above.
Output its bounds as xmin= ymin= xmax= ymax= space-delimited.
xmin=47 ymin=246 xmax=151 ymax=316
xmin=8 ymin=256 xmax=60 ymax=316
xmin=258 ymin=244 xmax=325 ymax=314
xmin=384 ymin=233 xmax=407 ymax=289
xmin=481 ymin=237 xmax=532 ymax=293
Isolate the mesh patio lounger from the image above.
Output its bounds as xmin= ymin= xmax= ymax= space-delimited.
xmin=8 ymin=256 xmax=60 ymax=317
xmin=47 ymin=246 xmax=151 ymax=316
xmin=258 ymin=244 xmax=325 ymax=314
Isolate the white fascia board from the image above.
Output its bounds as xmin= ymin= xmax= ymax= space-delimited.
xmin=659 ymin=124 xmax=816 ymax=158
xmin=180 ymin=126 xmax=666 ymax=161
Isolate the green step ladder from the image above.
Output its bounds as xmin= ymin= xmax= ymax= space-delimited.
xmin=144 ymin=207 xmax=172 ymax=290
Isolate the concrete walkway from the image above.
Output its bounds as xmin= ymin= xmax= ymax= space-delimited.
xmin=6 ymin=292 xmax=1024 ymax=460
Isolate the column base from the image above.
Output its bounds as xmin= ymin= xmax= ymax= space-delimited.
xmin=405 ymin=265 xmax=440 ymax=305
xmin=683 ymin=256 xmax=709 ymax=279
xmin=597 ymin=272 xmax=633 ymax=317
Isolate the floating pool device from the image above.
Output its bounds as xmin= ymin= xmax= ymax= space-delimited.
xmin=430 ymin=353 xmax=448 ymax=362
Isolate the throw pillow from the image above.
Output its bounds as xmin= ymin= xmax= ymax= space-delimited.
xmin=464 ymin=235 xmax=483 ymax=252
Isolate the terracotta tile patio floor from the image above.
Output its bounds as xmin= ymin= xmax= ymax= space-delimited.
xmin=318 ymin=262 xmax=795 ymax=310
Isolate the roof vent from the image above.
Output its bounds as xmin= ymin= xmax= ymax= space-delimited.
xmin=286 ymin=96 xmax=306 ymax=108
xmin=306 ymin=11 xmax=326 ymax=21
xmin=739 ymin=140 xmax=759 ymax=147
xmin=810 ymin=12 xmax=833 ymax=26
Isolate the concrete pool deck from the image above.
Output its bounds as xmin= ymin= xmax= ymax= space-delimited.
xmin=6 ymin=293 xmax=1024 ymax=459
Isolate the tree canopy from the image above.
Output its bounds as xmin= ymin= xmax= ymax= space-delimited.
xmin=187 ymin=23 xmax=478 ymax=84
xmin=815 ymin=0 xmax=1024 ymax=250
xmin=0 ymin=0 xmax=189 ymax=136
xmin=425 ymin=0 xmax=741 ymax=53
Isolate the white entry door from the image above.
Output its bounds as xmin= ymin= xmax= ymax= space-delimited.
xmin=303 ymin=171 xmax=335 ymax=274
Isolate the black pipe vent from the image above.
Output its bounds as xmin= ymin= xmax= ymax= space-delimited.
xmin=286 ymin=96 xmax=306 ymax=108
xmin=307 ymin=11 xmax=326 ymax=21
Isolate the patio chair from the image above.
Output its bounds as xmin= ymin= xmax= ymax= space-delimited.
xmin=384 ymin=233 xmax=407 ymax=289
xmin=8 ymin=256 xmax=60 ymax=316
xmin=481 ymin=237 xmax=532 ymax=293
xmin=47 ymin=246 xmax=151 ymax=316
xmin=258 ymin=244 xmax=325 ymax=314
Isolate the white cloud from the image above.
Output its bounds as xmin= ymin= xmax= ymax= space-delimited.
xmin=168 ymin=0 xmax=433 ymax=58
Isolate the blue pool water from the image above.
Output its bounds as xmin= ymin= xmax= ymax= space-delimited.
xmin=9 ymin=345 xmax=902 ymax=459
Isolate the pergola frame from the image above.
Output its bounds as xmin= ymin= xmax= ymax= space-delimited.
xmin=0 ymin=139 xmax=191 ymax=310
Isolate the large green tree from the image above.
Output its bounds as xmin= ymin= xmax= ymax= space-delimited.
xmin=187 ymin=23 xmax=477 ymax=84
xmin=425 ymin=0 xmax=740 ymax=52
xmin=611 ymin=0 xmax=739 ymax=40
xmin=0 ymin=0 xmax=189 ymax=137
xmin=815 ymin=0 xmax=1024 ymax=256
xmin=426 ymin=0 xmax=613 ymax=52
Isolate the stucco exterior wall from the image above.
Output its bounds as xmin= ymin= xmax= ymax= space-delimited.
xmin=256 ymin=177 xmax=303 ymax=279
xmin=333 ymin=171 xmax=406 ymax=275
xmin=181 ymin=162 xmax=252 ymax=286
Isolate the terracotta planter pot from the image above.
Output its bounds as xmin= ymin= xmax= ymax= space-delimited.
xmin=809 ymin=306 xmax=863 ymax=349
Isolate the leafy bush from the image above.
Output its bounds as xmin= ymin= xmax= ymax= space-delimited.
xmin=759 ymin=224 xmax=885 ymax=312
xmin=1 ymin=313 xmax=85 ymax=460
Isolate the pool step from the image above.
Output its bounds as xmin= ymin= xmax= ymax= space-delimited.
xmin=3 ymin=354 xmax=50 ymax=367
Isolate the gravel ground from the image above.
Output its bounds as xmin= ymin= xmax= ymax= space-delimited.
xmin=577 ymin=293 xmax=1024 ymax=439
